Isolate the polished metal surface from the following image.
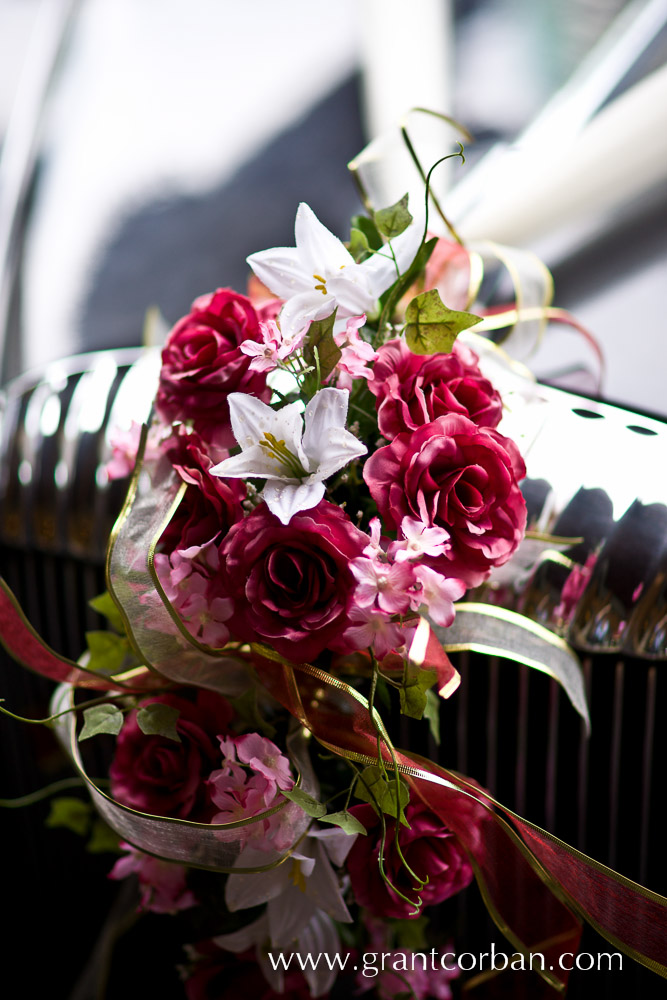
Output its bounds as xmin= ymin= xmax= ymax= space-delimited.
xmin=492 ymin=381 xmax=667 ymax=659
xmin=0 ymin=346 xmax=159 ymax=561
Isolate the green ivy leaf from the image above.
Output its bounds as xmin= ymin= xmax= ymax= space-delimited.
xmin=85 ymin=630 xmax=130 ymax=676
xmin=374 ymin=194 xmax=413 ymax=239
xmin=350 ymin=214 xmax=384 ymax=251
xmin=302 ymin=310 xmax=341 ymax=395
xmin=87 ymin=818 xmax=120 ymax=854
xmin=320 ymin=810 xmax=367 ymax=835
xmin=405 ymin=288 xmax=481 ymax=355
xmin=280 ymin=787 xmax=327 ymax=818
xmin=79 ymin=703 xmax=124 ymax=741
xmin=89 ymin=591 xmax=125 ymax=633
xmin=348 ymin=226 xmax=371 ymax=262
xmin=390 ymin=915 xmax=429 ymax=950
xmin=424 ymin=688 xmax=440 ymax=747
xmin=399 ymin=665 xmax=438 ymax=721
xmin=423 ymin=688 xmax=441 ymax=746
xmin=355 ymin=765 xmax=410 ymax=823
xmin=46 ymin=797 xmax=92 ymax=836
xmin=136 ymin=703 xmax=181 ymax=742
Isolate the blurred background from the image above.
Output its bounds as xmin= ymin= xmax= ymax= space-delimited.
xmin=1 ymin=1 xmax=666 ymax=998
xmin=1 ymin=0 xmax=666 ymax=411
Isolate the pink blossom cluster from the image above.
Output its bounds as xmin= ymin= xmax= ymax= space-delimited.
xmin=344 ymin=516 xmax=466 ymax=658
xmin=208 ymin=733 xmax=301 ymax=851
xmin=108 ymin=693 xmax=300 ymax=910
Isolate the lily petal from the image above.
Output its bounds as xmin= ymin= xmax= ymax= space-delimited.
xmin=245 ymin=246 xmax=313 ymax=300
xmin=210 ymin=444 xmax=292 ymax=482
xmin=263 ymin=480 xmax=325 ymax=524
xmin=325 ymin=269 xmax=378 ymax=315
xmin=301 ymin=388 xmax=349 ymax=460
xmin=295 ymin=202 xmax=354 ymax=272
xmin=228 ymin=393 xmax=306 ymax=463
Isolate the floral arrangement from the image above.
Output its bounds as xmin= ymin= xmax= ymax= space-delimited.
xmin=2 ymin=144 xmax=667 ymax=999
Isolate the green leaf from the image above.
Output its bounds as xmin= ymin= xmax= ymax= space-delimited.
xmin=374 ymin=194 xmax=413 ymax=239
xmin=405 ymin=288 xmax=481 ymax=355
xmin=302 ymin=310 xmax=342 ymax=395
xmin=85 ymin=630 xmax=130 ymax=676
xmin=355 ymin=765 xmax=410 ymax=822
xmin=136 ymin=703 xmax=181 ymax=742
xmin=391 ymin=915 xmax=429 ymax=950
xmin=351 ymin=214 xmax=384 ymax=251
xmin=423 ymin=688 xmax=441 ymax=746
xmin=87 ymin=818 xmax=120 ymax=854
xmin=280 ymin=787 xmax=327 ymax=818
xmin=89 ymin=591 xmax=125 ymax=633
xmin=348 ymin=226 xmax=371 ymax=262
xmin=79 ymin=703 xmax=124 ymax=741
xmin=320 ymin=810 xmax=367 ymax=835
xmin=399 ymin=665 xmax=437 ymax=721
xmin=46 ymin=797 xmax=92 ymax=836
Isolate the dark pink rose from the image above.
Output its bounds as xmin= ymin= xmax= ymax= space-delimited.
xmin=109 ymin=690 xmax=233 ymax=820
xmin=363 ymin=414 xmax=526 ymax=587
xmin=346 ymin=801 xmax=474 ymax=918
xmin=185 ymin=945 xmax=319 ymax=1000
xmin=369 ymin=339 xmax=502 ymax=439
xmin=157 ymin=288 xmax=269 ymax=445
xmin=218 ymin=501 xmax=367 ymax=662
xmin=161 ymin=428 xmax=245 ymax=550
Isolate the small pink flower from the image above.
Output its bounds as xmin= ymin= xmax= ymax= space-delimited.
xmin=411 ymin=566 xmax=466 ymax=627
xmin=390 ymin=516 xmax=451 ymax=563
xmin=177 ymin=592 xmax=233 ymax=647
xmin=106 ymin=421 xmax=164 ymax=480
xmin=235 ymin=733 xmax=294 ymax=790
xmin=362 ymin=517 xmax=384 ymax=559
xmin=240 ymin=318 xmax=307 ymax=372
xmin=333 ymin=314 xmax=378 ymax=382
xmin=342 ymin=607 xmax=405 ymax=660
xmin=109 ymin=843 xmax=197 ymax=914
xmin=350 ymin=557 xmax=414 ymax=615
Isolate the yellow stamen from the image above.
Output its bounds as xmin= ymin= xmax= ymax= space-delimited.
xmin=259 ymin=432 xmax=307 ymax=478
xmin=290 ymin=860 xmax=307 ymax=892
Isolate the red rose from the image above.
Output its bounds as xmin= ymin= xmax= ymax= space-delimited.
xmin=109 ymin=691 xmax=233 ymax=820
xmin=346 ymin=801 xmax=473 ymax=918
xmin=157 ymin=288 xmax=269 ymax=446
xmin=185 ymin=946 xmax=316 ymax=1000
xmin=218 ymin=501 xmax=366 ymax=662
xmin=369 ymin=339 xmax=502 ymax=439
xmin=363 ymin=414 xmax=526 ymax=587
xmin=161 ymin=428 xmax=245 ymax=550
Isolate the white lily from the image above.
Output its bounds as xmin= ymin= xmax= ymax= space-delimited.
xmin=247 ymin=202 xmax=423 ymax=341
xmin=219 ymin=826 xmax=355 ymax=996
xmin=210 ymin=387 xmax=367 ymax=524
